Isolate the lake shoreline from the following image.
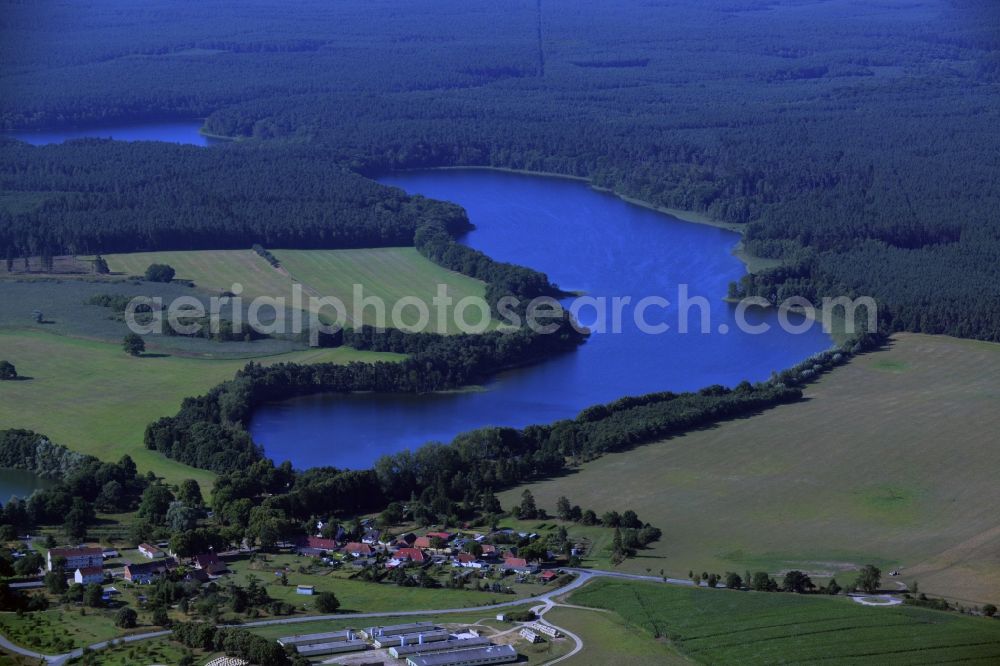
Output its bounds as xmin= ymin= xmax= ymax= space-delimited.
xmin=413 ymin=165 xmax=772 ymax=274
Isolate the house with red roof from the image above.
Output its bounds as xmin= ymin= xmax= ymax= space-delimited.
xmin=343 ymin=542 xmax=374 ymax=558
xmin=503 ymin=556 xmax=539 ymax=574
xmin=413 ymin=536 xmax=432 ymax=549
xmin=394 ymin=547 xmax=426 ymax=564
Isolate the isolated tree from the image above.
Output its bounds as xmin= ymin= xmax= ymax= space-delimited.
xmin=518 ymin=490 xmax=538 ymax=519
xmin=115 ymin=607 xmax=138 ymax=628
xmin=782 ymin=570 xmax=815 ymax=594
xmin=581 ymin=509 xmax=598 ymax=526
xmin=314 ymin=592 xmax=340 ymax=613
xmin=855 ymin=565 xmax=882 ymax=594
xmin=84 ymin=583 xmax=104 ymax=608
xmin=176 ymin=479 xmax=203 ymax=507
xmin=44 ymin=570 xmax=67 ymax=595
xmin=122 ymin=333 xmax=145 ymax=356
xmin=144 ymin=263 xmax=175 ymax=283
xmin=751 ymin=571 xmax=777 ymax=592
xmin=0 ymin=361 xmax=16 ymax=380
xmin=556 ymin=496 xmax=572 ymax=521
xmin=166 ymin=501 xmax=199 ymax=532
xmin=151 ymin=605 xmax=170 ymax=626
xmin=725 ymin=572 xmax=743 ymax=589
xmin=826 ymin=578 xmax=842 ymax=595
xmin=93 ymin=256 xmax=109 ymax=274
xmin=983 ymin=603 xmax=997 ymax=618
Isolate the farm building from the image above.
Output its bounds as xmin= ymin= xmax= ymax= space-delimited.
xmin=526 ymin=622 xmax=561 ymax=638
xmin=373 ymin=629 xmax=451 ymax=649
xmin=295 ymin=639 xmax=368 ymax=657
xmin=137 ymin=543 xmax=164 ymax=559
xmin=277 ymin=629 xmax=354 ymax=647
xmin=519 ymin=628 xmax=542 ymax=643
xmin=406 ymin=644 xmax=518 ymax=666
xmin=390 ymin=637 xmax=491 ymax=658
xmin=361 ymin=621 xmax=437 ymax=639
xmin=295 ymin=585 xmax=315 ymax=595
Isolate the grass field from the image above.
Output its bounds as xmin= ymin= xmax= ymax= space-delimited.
xmin=501 ymin=334 xmax=1000 ymax=605
xmin=0 ymin=607 xmax=126 ymax=652
xmin=565 ymin=578 xmax=1000 ymax=665
xmin=545 ymin=605 xmax=689 ymax=665
xmin=104 ymin=247 xmax=490 ymax=334
xmin=225 ymin=552 xmax=544 ymax=615
xmin=0 ymin=329 xmax=402 ymax=487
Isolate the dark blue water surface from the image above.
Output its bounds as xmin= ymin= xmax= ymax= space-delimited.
xmin=7 ymin=120 xmax=217 ymax=146
xmin=251 ymin=169 xmax=833 ymax=469
xmin=0 ymin=468 xmax=54 ymax=501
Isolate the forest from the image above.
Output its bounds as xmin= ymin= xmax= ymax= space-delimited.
xmin=1 ymin=0 xmax=998 ymax=339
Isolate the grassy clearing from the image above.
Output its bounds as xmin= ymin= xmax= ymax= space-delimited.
xmin=104 ymin=247 xmax=491 ymax=334
xmin=567 ymin=578 xmax=1000 ymax=665
xmin=501 ymin=334 xmax=1000 ymax=605
xmin=0 ymin=329 xmax=401 ymax=487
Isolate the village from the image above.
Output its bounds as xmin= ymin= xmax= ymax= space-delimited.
xmin=32 ymin=523 xmax=579 ymax=664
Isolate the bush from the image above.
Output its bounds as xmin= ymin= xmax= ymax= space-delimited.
xmin=144 ymin=263 xmax=175 ymax=283
xmin=0 ymin=361 xmax=16 ymax=380
xmin=115 ymin=607 xmax=138 ymax=628
xmin=314 ymin=591 xmax=340 ymax=613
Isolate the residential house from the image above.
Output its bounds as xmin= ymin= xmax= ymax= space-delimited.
xmin=539 ymin=570 xmax=560 ymax=583
xmin=454 ymin=553 xmax=484 ymax=569
xmin=502 ymin=557 xmax=539 ymax=575
xmin=124 ymin=557 xmax=176 ymax=584
xmin=343 ymin=542 xmax=374 ymax=558
xmin=137 ymin=543 xmax=164 ymax=559
xmin=74 ymin=566 xmax=105 ymax=585
xmin=47 ymin=547 xmax=103 ymax=572
xmin=193 ymin=552 xmax=228 ymax=576
xmin=296 ymin=535 xmax=338 ymax=556
xmin=394 ymin=548 xmax=426 ymax=564
xmin=413 ymin=536 xmax=432 ymax=550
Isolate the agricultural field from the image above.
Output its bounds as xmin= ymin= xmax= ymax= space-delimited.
xmin=565 ymin=578 xmax=1000 ymax=665
xmin=501 ymin=334 xmax=1000 ymax=605
xmin=105 ymin=247 xmax=491 ymax=334
xmin=0 ymin=329 xmax=401 ymax=487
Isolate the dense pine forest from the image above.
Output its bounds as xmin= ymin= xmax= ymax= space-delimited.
xmin=2 ymin=0 xmax=998 ymax=340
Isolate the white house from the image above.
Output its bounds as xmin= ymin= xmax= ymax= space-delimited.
xmin=74 ymin=566 xmax=105 ymax=585
xmin=137 ymin=543 xmax=164 ymax=559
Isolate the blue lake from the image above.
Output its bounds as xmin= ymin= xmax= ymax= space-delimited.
xmin=7 ymin=120 xmax=216 ymax=146
xmin=251 ymin=169 xmax=833 ymax=469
